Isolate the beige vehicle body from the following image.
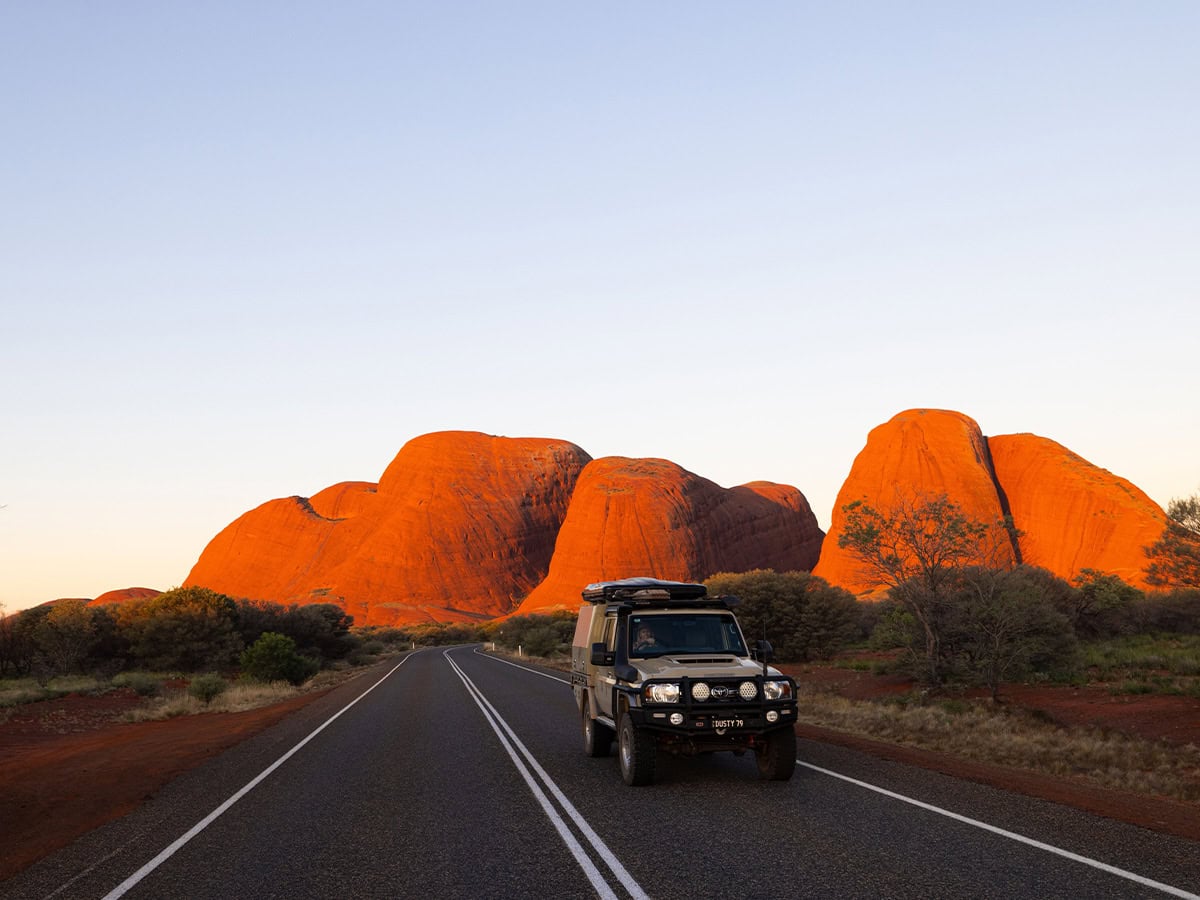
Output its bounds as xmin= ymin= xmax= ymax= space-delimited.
xmin=570 ymin=578 xmax=799 ymax=785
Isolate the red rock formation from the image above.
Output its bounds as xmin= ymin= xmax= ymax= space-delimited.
xmin=989 ymin=434 xmax=1166 ymax=589
xmin=88 ymin=588 xmax=162 ymax=606
xmin=813 ymin=409 xmax=1017 ymax=595
xmin=185 ymin=432 xmax=591 ymax=625
xmin=514 ymin=457 xmax=824 ymax=615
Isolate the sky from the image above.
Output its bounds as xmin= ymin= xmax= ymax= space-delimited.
xmin=2 ymin=3 xmax=1198 ymax=612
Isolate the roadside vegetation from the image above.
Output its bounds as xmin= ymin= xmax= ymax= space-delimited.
xmin=791 ymin=687 xmax=1200 ymax=804
xmin=0 ymin=587 xmax=409 ymax=721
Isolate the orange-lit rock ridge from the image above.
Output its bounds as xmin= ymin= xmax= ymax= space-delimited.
xmin=88 ymin=587 xmax=162 ymax=606
xmin=185 ymin=432 xmax=591 ymax=625
xmin=989 ymin=434 xmax=1166 ymax=589
xmin=180 ymin=433 xmax=825 ymax=625
xmin=814 ymin=409 xmax=1166 ymax=594
xmin=514 ymin=457 xmax=824 ymax=615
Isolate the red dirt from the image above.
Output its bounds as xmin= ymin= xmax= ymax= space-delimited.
xmin=2 ymin=671 xmax=1197 ymax=883
xmin=785 ymin=664 xmax=1200 ymax=843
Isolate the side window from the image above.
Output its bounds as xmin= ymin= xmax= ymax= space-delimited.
xmin=602 ymin=616 xmax=617 ymax=652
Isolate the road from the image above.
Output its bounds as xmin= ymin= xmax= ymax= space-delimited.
xmin=4 ymin=647 xmax=1199 ymax=899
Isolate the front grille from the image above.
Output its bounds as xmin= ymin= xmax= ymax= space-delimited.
xmin=689 ymin=678 xmax=756 ymax=704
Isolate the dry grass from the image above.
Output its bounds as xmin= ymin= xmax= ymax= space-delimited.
xmin=0 ymin=675 xmax=108 ymax=707
xmin=119 ymin=668 xmax=362 ymax=723
xmin=796 ymin=687 xmax=1200 ymax=804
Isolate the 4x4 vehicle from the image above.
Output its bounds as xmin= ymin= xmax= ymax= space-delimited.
xmin=571 ymin=577 xmax=798 ymax=785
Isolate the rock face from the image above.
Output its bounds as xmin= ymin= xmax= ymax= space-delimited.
xmin=88 ymin=587 xmax=162 ymax=606
xmin=989 ymin=434 xmax=1166 ymax=589
xmin=514 ymin=457 xmax=825 ymax=615
xmin=813 ymin=410 xmax=1017 ymax=594
xmin=185 ymin=432 xmax=592 ymax=625
xmin=813 ymin=409 xmax=1166 ymax=594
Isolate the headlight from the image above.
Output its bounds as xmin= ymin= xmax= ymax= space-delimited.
xmin=739 ymin=681 xmax=757 ymax=701
xmin=645 ymin=682 xmax=681 ymax=703
xmin=763 ymin=680 xmax=792 ymax=701
xmin=691 ymin=682 xmax=711 ymax=701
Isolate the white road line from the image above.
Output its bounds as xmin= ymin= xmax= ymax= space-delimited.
xmin=798 ymin=760 xmax=1200 ymax=900
xmin=473 ymin=647 xmax=571 ymax=683
xmin=445 ymin=649 xmax=648 ymax=900
xmin=474 ymin=648 xmax=1196 ymax=898
xmin=99 ymin=655 xmax=416 ymax=900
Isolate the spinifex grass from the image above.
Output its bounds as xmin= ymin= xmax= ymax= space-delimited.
xmin=119 ymin=668 xmax=351 ymax=723
xmin=796 ymin=687 xmax=1200 ymax=804
xmin=0 ymin=675 xmax=107 ymax=707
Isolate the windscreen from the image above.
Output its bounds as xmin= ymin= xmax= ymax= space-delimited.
xmin=628 ymin=613 xmax=747 ymax=658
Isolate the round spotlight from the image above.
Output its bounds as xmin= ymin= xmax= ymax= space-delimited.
xmin=691 ymin=682 xmax=711 ymax=701
xmin=766 ymin=710 xmax=779 ymax=723
xmin=739 ymin=681 xmax=757 ymax=701
xmin=669 ymin=712 xmax=684 ymax=725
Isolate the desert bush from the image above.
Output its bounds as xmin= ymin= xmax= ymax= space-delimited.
xmin=32 ymin=599 xmax=97 ymax=675
xmin=705 ymin=570 xmax=860 ymax=662
xmin=114 ymin=671 xmax=162 ymax=697
xmin=1064 ymin=570 xmax=1144 ymax=639
xmin=941 ymin=566 xmax=1078 ymax=698
xmin=363 ymin=626 xmax=416 ymax=646
xmin=1133 ymin=588 xmax=1200 ymax=634
xmin=188 ymin=673 xmax=228 ymax=705
xmin=1144 ymin=493 xmax=1200 ymax=589
xmin=485 ymin=613 xmax=576 ymax=656
xmin=240 ymin=632 xmax=319 ymax=685
xmin=118 ymin=587 xmax=243 ymax=671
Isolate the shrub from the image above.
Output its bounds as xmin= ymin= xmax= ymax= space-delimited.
xmin=116 ymin=672 xmax=162 ymax=697
xmin=705 ymin=570 xmax=860 ymax=662
xmin=485 ymin=613 xmax=576 ymax=656
xmin=240 ymin=633 xmax=319 ymax=685
xmin=1134 ymin=589 xmax=1200 ymax=634
xmin=118 ymin=587 xmax=243 ymax=672
xmin=188 ymin=673 xmax=228 ymax=705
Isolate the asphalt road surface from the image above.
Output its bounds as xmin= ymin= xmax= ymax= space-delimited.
xmin=5 ymin=647 xmax=1199 ymax=899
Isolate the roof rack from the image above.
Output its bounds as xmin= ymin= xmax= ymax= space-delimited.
xmin=580 ymin=577 xmax=708 ymax=604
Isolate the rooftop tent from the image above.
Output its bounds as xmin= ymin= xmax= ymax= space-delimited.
xmin=580 ymin=577 xmax=708 ymax=604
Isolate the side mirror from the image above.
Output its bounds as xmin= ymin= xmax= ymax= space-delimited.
xmin=590 ymin=642 xmax=614 ymax=666
xmin=752 ymin=639 xmax=774 ymax=663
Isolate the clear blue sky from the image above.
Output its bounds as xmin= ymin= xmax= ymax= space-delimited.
xmin=3 ymin=3 xmax=1197 ymax=611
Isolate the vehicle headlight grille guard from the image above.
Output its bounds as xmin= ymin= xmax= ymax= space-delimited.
xmin=641 ymin=675 xmax=796 ymax=714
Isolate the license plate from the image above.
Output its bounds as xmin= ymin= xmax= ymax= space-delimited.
xmin=712 ymin=718 xmax=744 ymax=729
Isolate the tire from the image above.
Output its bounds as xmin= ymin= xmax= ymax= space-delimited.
xmin=756 ymin=727 xmax=797 ymax=781
xmin=618 ymin=712 xmax=656 ymax=786
xmin=582 ymin=700 xmax=613 ymax=757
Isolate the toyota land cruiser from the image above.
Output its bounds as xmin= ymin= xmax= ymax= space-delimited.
xmin=571 ymin=577 xmax=798 ymax=785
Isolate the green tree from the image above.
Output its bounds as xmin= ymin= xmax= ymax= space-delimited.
xmin=484 ymin=613 xmax=574 ymax=655
xmin=281 ymin=604 xmax=356 ymax=660
xmin=1145 ymin=493 xmax=1200 ymax=589
xmin=33 ymin=599 xmax=97 ymax=675
xmin=0 ymin=604 xmax=21 ymax=677
xmin=942 ymin=566 xmax=1078 ymax=699
xmin=6 ymin=606 xmax=47 ymax=676
xmin=704 ymin=570 xmax=859 ymax=662
xmin=837 ymin=493 xmax=1016 ymax=684
xmin=1065 ymin=569 xmax=1143 ymax=638
xmin=240 ymin=632 xmax=319 ymax=685
xmin=119 ymin=587 xmax=243 ymax=671
xmin=188 ymin=673 xmax=228 ymax=705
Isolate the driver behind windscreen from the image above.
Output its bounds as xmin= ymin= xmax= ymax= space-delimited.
xmin=633 ymin=623 xmax=661 ymax=652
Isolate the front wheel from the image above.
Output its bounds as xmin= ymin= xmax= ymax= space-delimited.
xmin=756 ymin=727 xmax=797 ymax=781
xmin=582 ymin=701 xmax=613 ymax=757
xmin=618 ymin=712 xmax=656 ymax=786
